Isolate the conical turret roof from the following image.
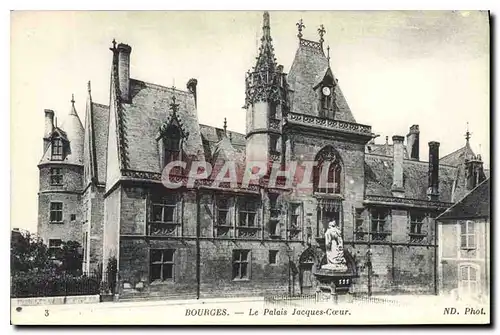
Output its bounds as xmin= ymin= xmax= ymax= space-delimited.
xmin=60 ymin=94 xmax=84 ymax=165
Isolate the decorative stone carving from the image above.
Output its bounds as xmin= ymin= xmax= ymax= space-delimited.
xmin=286 ymin=112 xmax=372 ymax=135
xmin=148 ymin=223 xmax=178 ymax=236
xmin=269 ymin=118 xmax=280 ymax=130
xmin=237 ymin=227 xmax=259 ymax=238
xmin=321 ymin=220 xmax=347 ymax=272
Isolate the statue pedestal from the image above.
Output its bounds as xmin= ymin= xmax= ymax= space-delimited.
xmin=313 ymin=268 xmax=356 ymax=304
xmin=313 ymin=238 xmax=357 ymax=304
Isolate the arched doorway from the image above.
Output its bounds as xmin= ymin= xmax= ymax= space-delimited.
xmin=298 ymin=247 xmax=319 ymax=295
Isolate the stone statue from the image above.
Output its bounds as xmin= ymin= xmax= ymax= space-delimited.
xmin=322 ymin=220 xmax=348 ymax=272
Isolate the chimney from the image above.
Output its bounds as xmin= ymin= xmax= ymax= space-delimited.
xmin=406 ymin=125 xmax=420 ymax=160
xmin=186 ymin=78 xmax=198 ymax=107
xmin=43 ymin=109 xmax=54 ymax=152
xmin=117 ymin=43 xmax=132 ymax=103
xmin=391 ymin=135 xmax=405 ymax=197
xmin=427 ymin=141 xmax=440 ymax=200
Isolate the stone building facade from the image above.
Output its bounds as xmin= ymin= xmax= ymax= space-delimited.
xmin=437 ymin=178 xmax=490 ymax=300
xmin=37 ymin=12 xmax=488 ymax=299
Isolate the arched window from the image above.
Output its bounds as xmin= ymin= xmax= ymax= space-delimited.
xmin=163 ymin=125 xmax=181 ymax=166
xmin=313 ymin=146 xmax=342 ymax=194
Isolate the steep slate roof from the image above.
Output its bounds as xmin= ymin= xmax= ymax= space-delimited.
xmin=92 ymin=103 xmax=109 ymax=183
xmin=440 ymin=142 xmax=475 ymax=166
xmin=83 ymin=93 xmax=110 ymax=185
xmin=437 ymin=178 xmax=490 ymax=220
xmin=366 ymin=143 xmax=409 ymax=159
xmin=123 ymin=79 xmax=204 ymax=172
xmin=61 ymin=100 xmax=85 ymax=165
xmin=287 ymin=39 xmax=356 ymax=123
xmin=364 ymin=154 xmax=457 ymax=202
xmin=199 ymin=124 xmax=246 ymax=163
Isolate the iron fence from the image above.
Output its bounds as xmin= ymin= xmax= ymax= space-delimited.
xmin=10 ymin=271 xmax=114 ymax=298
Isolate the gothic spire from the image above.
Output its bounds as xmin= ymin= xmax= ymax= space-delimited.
xmin=254 ymin=11 xmax=277 ymax=73
xmin=244 ymin=11 xmax=288 ymax=108
xmin=263 ymin=11 xmax=270 ymax=40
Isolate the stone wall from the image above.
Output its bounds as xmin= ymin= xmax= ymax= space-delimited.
xmin=438 ymin=219 xmax=489 ymax=297
xmin=89 ymin=185 xmax=105 ymax=272
xmin=102 ymin=187 xmax=121 ymax=271
xmin=37 ymin=193 xmax=82 ymax=244
xmin=37 ymin=164 xmax=83 ymax=244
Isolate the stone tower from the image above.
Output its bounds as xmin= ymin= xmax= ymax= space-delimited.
xmin=244 ymin=12 xmax=289 ymax=165
xmin=37 ymin=95 xmax=84 ymax=247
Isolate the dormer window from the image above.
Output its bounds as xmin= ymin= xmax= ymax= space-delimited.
xmin=320 ymin=85 xmax=335 ymax=119
xmin=158 ymin=95 xmax=189 ymax=169
xmin=163 ymin=125 xmax=181 ymax=166
xmin=51 ymin=138 xmax=63 ymax=160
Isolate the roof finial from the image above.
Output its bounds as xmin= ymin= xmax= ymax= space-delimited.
xmin=318 ymin=24 xmax=326 ymax=45
xmin=229 ymin=132 xmax=233 ymax=143
xmin=296 ymin=18 xmax=305 ymax=39
xmin=327 ymin=45 xmax=330 ymax=61
xmin=262 ymin=11 xmax=271 ymax=38
xmin=111 ymin=39 xmax=116 ymax=49
xmin=465 ymin=122 xmax=472 ymax=142
xmin=71 ymin=93 xmax=75 ymax=105
xmin=87 ymin=81 xmax=91 ymax=94
xmin=223 ymin=118 xmax=227 ymax=135
xmin=171 ymin=80 xmax=177 ymax=105
xmin=170 ymin=84 xmax=179 ymax=114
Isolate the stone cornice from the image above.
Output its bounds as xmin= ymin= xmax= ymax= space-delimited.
xmin=364 ymin=195 xmax=452 ymax=210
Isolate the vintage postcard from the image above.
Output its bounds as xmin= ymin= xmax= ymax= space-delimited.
xmin=10 ymin=10 xmax=490 ymax=325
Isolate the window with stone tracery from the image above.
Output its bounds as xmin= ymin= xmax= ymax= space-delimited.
xmin=313 ymin=146 xmax=342 ymax=194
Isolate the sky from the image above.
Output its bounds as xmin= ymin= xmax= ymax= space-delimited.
xmin=10 ymin=11 xmax=489 ymax=233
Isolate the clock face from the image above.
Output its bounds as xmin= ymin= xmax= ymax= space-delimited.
xmin=322 ymin=86 xmax=331 ymax=96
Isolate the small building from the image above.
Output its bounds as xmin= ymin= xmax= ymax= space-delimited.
xmin=437 ymin=177 xmax=490 ymax=300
